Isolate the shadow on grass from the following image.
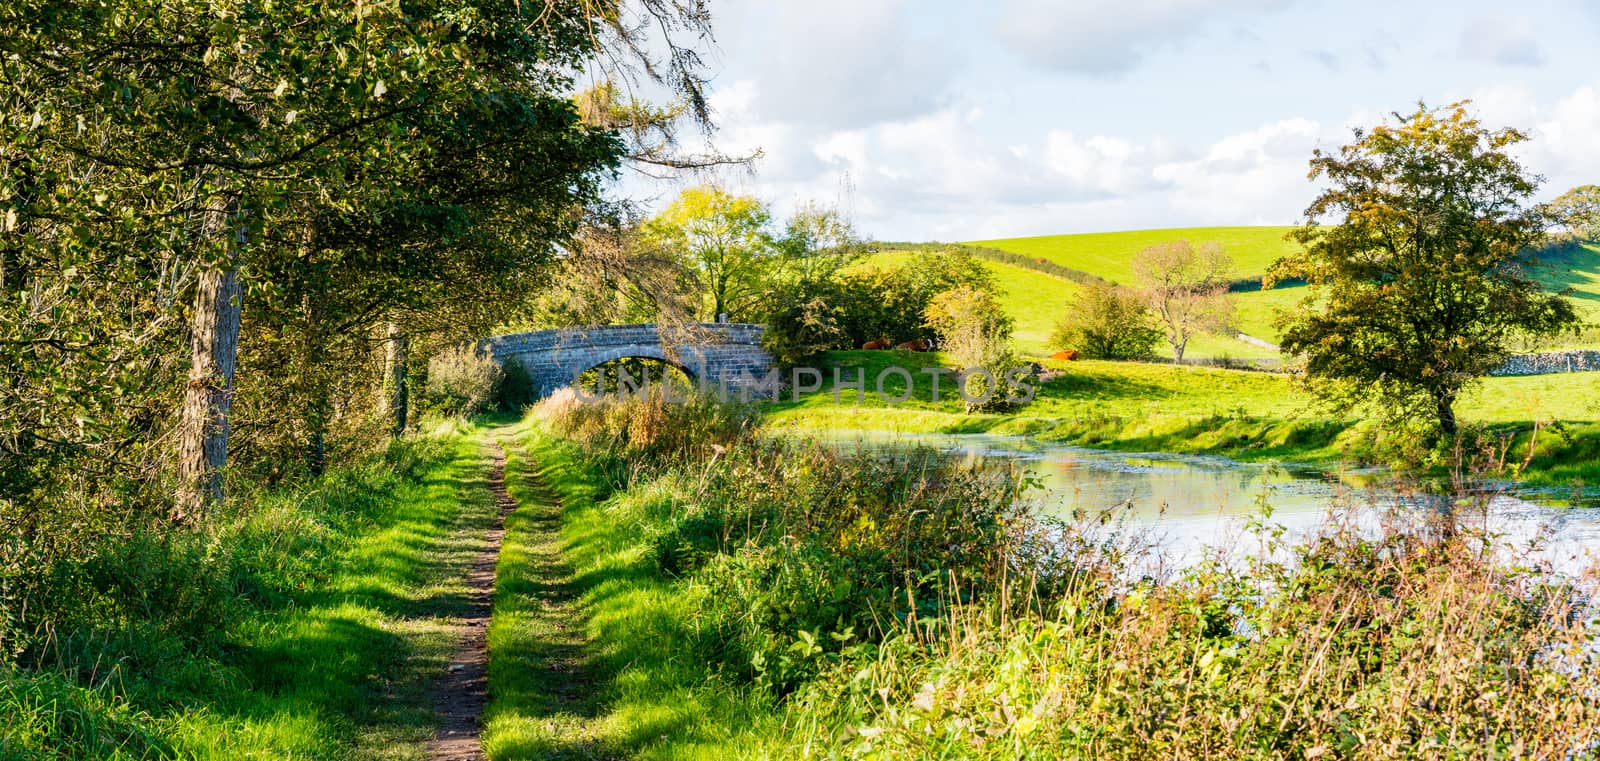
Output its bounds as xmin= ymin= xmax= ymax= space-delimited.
xmin=165 ymin=430 xmax=497 ymax=758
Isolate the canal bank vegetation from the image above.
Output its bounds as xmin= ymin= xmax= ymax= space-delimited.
xmin=527 ymin=391 xmax=1600 ymax=759
xmin=766 ymin=349 xmax=1600 ymax=489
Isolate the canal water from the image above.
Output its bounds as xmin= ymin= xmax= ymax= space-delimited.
xmin=800 ymin=430 xmax=1600 ymax=578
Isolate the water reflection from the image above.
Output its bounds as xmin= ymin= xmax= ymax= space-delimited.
xmin=792 ymin=429 xmax=1600 ymax=577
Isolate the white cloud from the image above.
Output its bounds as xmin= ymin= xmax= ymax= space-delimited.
xmin=1153 ymin=118 xmax=1326 ymax=223
xmin=1458 ymin=14 xmax=1544 ymax=67
xmin=1539 ymin=84 xmax=1600 ymax=172
xmin=993 ymin=0 xmax=1294 ymax=75
xmin=725 ymin=0 xmax=957 ymax=129
xmin=1469 ymin=82 xmax=1600 ymax=197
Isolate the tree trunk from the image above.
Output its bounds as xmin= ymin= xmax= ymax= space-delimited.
xmin=1436 ymin=392 xmax=1459 ymax=439
xmin=380 ymin=321 xmax=409 ymax=438
xmin=175 ymin=263 xmax=241 ymax=522
xmin=300 ymin=309 xmax=330 ymax=478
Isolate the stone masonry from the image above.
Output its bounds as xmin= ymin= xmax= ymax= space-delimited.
xmin=482 ymin=323 xmax=773 ymax=398
xmin=1489 ymin=349 xmax=1600 ymax=377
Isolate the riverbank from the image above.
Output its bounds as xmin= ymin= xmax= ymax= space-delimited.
xmin=516 ymin=392 xmax=1600 ymax=759
xmin=764 ymin=351 xmax=1600 ymax=489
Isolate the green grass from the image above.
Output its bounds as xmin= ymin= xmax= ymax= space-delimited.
xmin=962 ymin=228 xmax=1600 ymax=351
xmin=766 ymin=351 xmax=1600 ymax=485
xmin=1 ymin=420 xmax=502 ymax=760
xmin=866 ymin=248 xmax=1280 ymax=359
xmin=970 ymin=226 xmax=1301 ymax=284
xmin=484 ymin=420 xmax=782 ymax=760
xmin=963 ymin=226 xmax=1306 ymax=354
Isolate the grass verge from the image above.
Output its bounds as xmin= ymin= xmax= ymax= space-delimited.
xmin=484 ymin=418 xmax=783 ymax=760
xmin=1 ymin=419 xmax=498 ymax=759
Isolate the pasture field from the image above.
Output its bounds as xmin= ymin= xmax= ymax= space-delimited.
xmin=869 ymin=247 xmax=1284 ymax=358
xmin=969 ymin=226 xmax=1301 ymax=284
xmin=765 ymin=350 xmax=1600 ymax=485
xmin=957 ymin=229 xmax=1600 ymax=352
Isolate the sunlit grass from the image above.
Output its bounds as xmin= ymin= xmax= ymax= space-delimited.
xmin=766 ymin=350 xmax=1600 ymax=485
xmin=0 ymin=420 xmax=502 ymax=759
xmin=970 ymin=226 xmax=1301 ymax=284
xmin=484 ymin=420 xmax=784 ymax=760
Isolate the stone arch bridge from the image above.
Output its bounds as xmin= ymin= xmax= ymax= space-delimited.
xmin=484 ymin=323 xmax=773 ymax=398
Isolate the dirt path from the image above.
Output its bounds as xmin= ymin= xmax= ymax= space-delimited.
xmin=425 ymin=440 xmax=517 ymax=761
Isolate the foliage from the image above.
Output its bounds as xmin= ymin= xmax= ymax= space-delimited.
xmin=1547 ymin=184 xmax=1600 ymax=240
xmin=0 ymin=0 xmax=626 ymax=537
xmin=923 ymin=286 xmax=1025 ymax=412
xmin=535 ymin=396 xmax=1032 ymax=698
xmin=1273 ymin=102 xmax=1580 ymax=437
xmin=533 ymin=386 xmax=1600 ymax=760
xmin=831 ymin=251 xmax=995 ymax=346
xmin=1132 ymin=240 xmax=1236 ymax=363
xmin=1051 ymin=282 xmax=1162 ymax=360
xmin=424 ymin=345 xmax=504 ymax=417
xmin=800 ymin=519 xmax=1600 ymax=760
xmin=762 ymin=286 xmax=847 ymax=369
xmin=538 ymin=387 xmax=758 ymax=466
xmin=777 ymin=200 xmax=865 ymax=284
xmin=643 ymin=186 xmax=776 ymax=322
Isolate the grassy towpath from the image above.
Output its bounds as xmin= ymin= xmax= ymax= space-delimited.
xmin=481 ymin=420 xmax=783 ymax=760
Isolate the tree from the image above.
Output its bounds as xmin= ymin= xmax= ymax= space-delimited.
xmin=1132 ymin=241 xmax=1236 ymax=363
xmin=1052 ymin=283 xmax=1162 ymax=360
xmin=777 ymin=200 xmax=863 ymax=284
xmin=644 ymin=186 xmax=774 ymax=321
xmin=923 ymin=286 xmax=1019 ymax=412
xmin=1272 ymin=102 xmax=1579 ymax=437
xmin=831 ymin=250 xmax=993 ymax=346
xmin=1548 ymin=185 xmax=1600 ymax=240
xmin=0 ymin=0 xmax=701 ymax=521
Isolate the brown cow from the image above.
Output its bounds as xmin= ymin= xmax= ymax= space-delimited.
xmin=895 ymin=338 xmax=934 ymax=351
xmin=1050 ymin=349 xmax=1081 ymax=361
xmin=861 ymin=338 xmax=894 ymax=350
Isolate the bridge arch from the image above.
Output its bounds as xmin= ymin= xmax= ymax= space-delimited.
xmin=483 ymin=323 xmax=774 ymax=399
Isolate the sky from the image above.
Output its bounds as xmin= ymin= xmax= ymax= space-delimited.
xmin=619 ymin=0 xmax=1600 ymax=241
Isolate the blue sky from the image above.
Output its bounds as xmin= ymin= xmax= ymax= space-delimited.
xmin=623 ymin=0 xmax=1600 ymax=241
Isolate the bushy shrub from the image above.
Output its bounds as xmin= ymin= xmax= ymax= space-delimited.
xmin=799 ymin=519 xmax=1600 ymax=759
xmin=829 ymin=251 xmax=994 ymax=347
xmin=424 ymin=344 xmax=504 ymax=416
xmin=761 ymin=284 xmax=845 ymax=368
xmin=540 ymin=389 xmax=1039 ymax=696
xmin=923 ymin=285 xmax=1028 ymax=412
xmin=538 ymin=388 xmax=757 ymax=466
xmin=1051 ymin=282 xmax=1162 ymax=360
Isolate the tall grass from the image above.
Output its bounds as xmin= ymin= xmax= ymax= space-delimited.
xmin=0 ymin=419 xmax=493 ymax=758
xmin=535 ymin=391 xmax=1600 ymax=760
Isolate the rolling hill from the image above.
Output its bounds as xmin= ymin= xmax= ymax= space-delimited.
xmin=861 ymin=230 xmax=1600 ymax=360
xmin=962 ymin=228 xmax=1600 ymax=355
xmin=970 ymin=226 xmax=1301 ymax=284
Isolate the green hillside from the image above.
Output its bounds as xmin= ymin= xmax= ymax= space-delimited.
xmin=970 ymin=226 xmax=1301 ymax=284
xmin=865 ymin=234 xmax=1600 ymax=360
xmin=866 ymin=248 xmax=1278 ymax=358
